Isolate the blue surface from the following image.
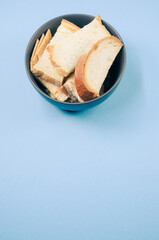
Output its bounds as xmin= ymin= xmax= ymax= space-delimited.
xmin=0 ymin=1 xmax=159 ymax=239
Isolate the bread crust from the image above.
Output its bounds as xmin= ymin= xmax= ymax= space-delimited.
xmin=31 ymin=39 xmax=39 ymax=60
xmin=61 ymin=19 xmax=80 ymax=32
xmin=38 ymin=34 xmax=45 ymax=48
xmin=32 ymin=68 xmax=62 ymax=86
xmin=36 ymin=29 xmax=52 ymax=58
xmin=30 ymin=30 xmax=52 ymax=68
xmin=96 ymin=15 xmax=111 ymax=37
xmin=30 ymin=39 xmax=39 ymax=71
xmin=75 ymin=36 xmax=123 ymax=101
xmin=32 ymin=34 xmax=45 ymax=65
xmin=60 ymin=85 xmax=69 ymax=96
xmin=75 ymin=50 xmax=96 ymax=101
xmin=47 ymin=47 xmax=68 ymax=77
xmin=96 ymin=14 xmax=101 ymax=22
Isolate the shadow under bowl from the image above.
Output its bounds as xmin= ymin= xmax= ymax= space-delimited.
xmin=25 ymin=13 xmax=126 ymax=111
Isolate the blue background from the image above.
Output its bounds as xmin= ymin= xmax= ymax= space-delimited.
xmin=0 ymin=0 xmax=159 ymax=239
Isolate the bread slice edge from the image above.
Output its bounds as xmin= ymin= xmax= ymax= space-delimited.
xmin=75 ymin=36 xmax=123 ymax=101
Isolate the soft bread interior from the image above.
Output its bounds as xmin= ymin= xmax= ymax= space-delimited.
xmin=49 ymin=15 xmax=111 ymax=76
xmin=84 ymin=36 xmax=123 ymax=94
xmin=32 ymin=20 xmax=80 ymax=85
xmin=60 ymin=73 xmax=84 ymax=102
xmin=30 ymin=17 xmax=123 ymax=103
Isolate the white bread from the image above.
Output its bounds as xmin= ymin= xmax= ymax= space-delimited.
xmin=75 ymin=36 xmax=123 ymax=101
xmin=48 ymin=15 xmax=111 ymax=77
xmin=39 ymin=73 xmax=82 ymax=102
xmin=60 ymin=73 xmax=83 ymax=102
xmin=32 ymin=20 xmax=80 ymax=86
xmin=39 ymin=78 xmax=68 ymax=101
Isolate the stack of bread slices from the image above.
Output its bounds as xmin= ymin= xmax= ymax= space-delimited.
xmin=30 ymin=15 xmax=123 ymax=102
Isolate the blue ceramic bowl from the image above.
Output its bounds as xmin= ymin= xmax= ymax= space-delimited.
xmin=25 ymin=14 xmax=126 ymax=111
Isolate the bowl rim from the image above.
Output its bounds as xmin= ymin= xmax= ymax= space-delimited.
xmin=25 ymin=13 xmax=126 ymax=105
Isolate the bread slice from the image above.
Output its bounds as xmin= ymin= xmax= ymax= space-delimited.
xmin=30 ymin=39 xmax=39 ymax=71
xmin=39 ymin=72 xmax=83 ymax=102
xmin=75 ymin=36 xmax=123 ymax=101
xmin=32 ymin=20 xmax=80 ymax=86
xmin=48 ymin=15 xmax=111 ymax=77
xmin=60 ymin=73 xmax=83 ymax=102
xmin=33 ymin=33 xmax=45 ymax=64
xmin=31 ymin=30 xmax=52 ymax=68
xmin=39 ymin=78 xmax=68 ymax=101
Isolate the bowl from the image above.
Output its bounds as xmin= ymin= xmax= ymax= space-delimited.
xmin=25 ymin=14 xmax=126 ymax=111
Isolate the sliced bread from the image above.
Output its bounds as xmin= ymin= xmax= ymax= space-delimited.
xmin=32 ymin=20 xmax=80 ymax=86
xmin=75 ymin=36 xmax=123 ymax=101
xmin=31 ymin=30 xmax=52 ymax=68
xmin=60 ymin=73 xmax=83 ymax=102
xmin=30 ymin=39 xmax=39 ymax=71
xmin=48 ymin=15 xmax=111 ymax=77
xmin=39 ymin=78 xmax=68 ymax=101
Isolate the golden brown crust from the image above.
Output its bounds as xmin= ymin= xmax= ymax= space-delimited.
xmin=32 ymin=68 xmax=43 ymax=77
xmin=96 ymin=14 xmax=101 ymax=22
xmin=75 ymin=36 xmax=123 ymax=101
xmin=60 ymin=85 xmax=69 ymax=96
xmin=104 ymin=35 xmax=123 ymax=47
xmin=30 ymin=39 xmax=39 ymax=71
xmin=47 ymin=45 xmax=68 ymax=77
xmin=32 ymin=30 xmax=52 ymax=66
xmin=36 ymin=29 xmax=52 ymax=58
xmin=49 ymin=56 xmax=67 ymax=76
xmin=31 ymin=30 xmax=52 ymax=69
xmin=38 ymin=33 xmax=45 ymax=48
xmin=75 ymin=51 xmax=96 ymax=101
xmin=46 ymin=45 xmax=58 ymax=68
xmin=61 ymin=19 xmax=80 ymax=32
xmin=84 ymin=36 xmax=122 ymax=93
xmin=32 ymin=39 xmax=39 ymax=60
xmin=56 ymin=67 xmax=68 ymax=77
xmin=96 ymin=15 xmax=111 ymax=37
xmin=32 ymin=34 xmax=45 ymax=64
